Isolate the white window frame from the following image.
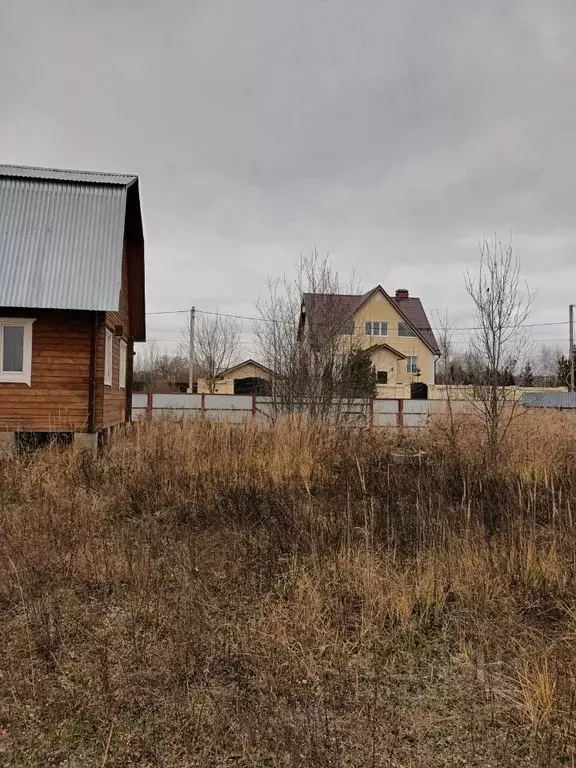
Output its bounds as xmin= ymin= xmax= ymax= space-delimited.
xmin=104 ymin=329 xmax=113 ymax=387
xmin=119 ymin=339 xmax=127 ymax=390
xmin=365 ymin=320 xmax=388 ymax=337
xmin=406 ymin=355 xmax=419 ymax=375
xmin=0 ymin=318 xmax=35 ymax=386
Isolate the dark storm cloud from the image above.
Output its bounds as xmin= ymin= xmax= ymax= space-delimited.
xmin=1 ymin=0 xmax=576 ymax=350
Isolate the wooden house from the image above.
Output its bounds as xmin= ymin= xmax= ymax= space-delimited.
xmin=0 ymin=165 xmax=145 ymax=450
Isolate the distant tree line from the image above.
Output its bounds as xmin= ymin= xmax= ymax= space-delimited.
xmin=435 ymin=346 xmax=569 ymax=389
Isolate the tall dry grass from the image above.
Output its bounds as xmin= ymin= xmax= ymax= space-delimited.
xmin=1 ymin=413 xmax=576 ymax=766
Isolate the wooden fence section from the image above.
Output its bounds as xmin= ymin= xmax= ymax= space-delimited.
xmin=132 ymin=393 xmax=475 ymax=428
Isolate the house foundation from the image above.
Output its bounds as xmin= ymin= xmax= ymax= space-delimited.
xmin=0 ymin=432 xmax=16 ymax=455
xmin=73 ymin=432 xmax=99 ymax=456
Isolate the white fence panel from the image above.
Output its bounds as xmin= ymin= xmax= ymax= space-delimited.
xmin=131 ymin=394 xmax=482 ymax=427
xmin=373 ymin=412 xmax=398 ymax=427
xmin=255 ymin=399 xmax=275 ymax=422
xmin=404 ymin=400 xmax=431 ymax=414
xmin=373 ymin=399 xmax=399 ymax=413
xmin=153 ymin=393 xmax=202 ymax=409
xmin=153 ymin=408 xmax=204 ymax=420
xmin=404 ymin=413 xmax=430 ymax=427
xmin=204 ymin=394 xmax=252 ymax=410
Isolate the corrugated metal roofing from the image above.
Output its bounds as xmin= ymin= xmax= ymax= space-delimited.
xmin=0 ymin=168 xmax=132 ymax=311
xmin=523 ymin=392 xmax=576 ymax=410
xmin=0 ymin=164 xmax=137 ymax=186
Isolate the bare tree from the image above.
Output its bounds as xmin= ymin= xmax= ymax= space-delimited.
xmin=255 ymin=249 xmax=364 ymax=421
xmin=536 ymin=344 xmax=563 ymax=387
xmin=464 ymin=234 xmax=535 ymax=465
xmin=133 ymin=342 xmax=188 ymax=392
xmin=434 ymin=309 xmax=462 ymax=453
xmin=180 ymin=313 xmax=242 ymax=393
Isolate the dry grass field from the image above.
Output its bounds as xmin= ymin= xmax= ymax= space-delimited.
xmin=1 ymin=412 xmax=576 ymax=766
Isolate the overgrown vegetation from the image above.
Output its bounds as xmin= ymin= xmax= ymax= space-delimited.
xmin=2 ymin=414 xmax=576 ymax=766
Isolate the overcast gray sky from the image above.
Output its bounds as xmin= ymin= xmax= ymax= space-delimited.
xmin=2 ymin=0 xmax=575 ymax=358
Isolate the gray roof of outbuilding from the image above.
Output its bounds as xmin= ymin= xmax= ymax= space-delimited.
xmin=0 ymin=164 xmax=139 ymax=313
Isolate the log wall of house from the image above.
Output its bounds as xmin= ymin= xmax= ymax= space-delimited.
xmin=0 ymin=309 xmax=92 ymax=431
xmin=95 ymin=244 xmax=133 ymax=429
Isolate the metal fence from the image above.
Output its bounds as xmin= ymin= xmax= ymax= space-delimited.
xmin=132 ymin=393 xmax=476 ymax=428
xmin=523 ymin=392 xmax=576 ymax=411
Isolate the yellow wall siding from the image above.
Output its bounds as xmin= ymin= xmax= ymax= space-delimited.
xmin=224 ymin=363 xmax=274 ymax=381
xmin=428 ymin=384 xmax=567 ymax=401
xmin=197 ymin=362 xmax=274 ymax=394
xmin=368 ymin=346 xmax=403 ymax=386
xmin=342 ymin=292 xmax=437 ymax=384
xmin=197 ymin=378 xmax=234 ymax=395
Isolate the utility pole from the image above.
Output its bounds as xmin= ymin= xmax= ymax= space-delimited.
xmin=570 ymin=304 xmax=575 ymax=392
xmin=188 ymin=306 xmax=195 ymax=393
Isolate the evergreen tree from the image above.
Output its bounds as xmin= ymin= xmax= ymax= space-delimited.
xmin=340 ymin=350 xmax=377 ymax=398
xmin=519 ymin=360 xmax=534 ymax=387
xmin=557 ymin=352 xmax=574 ymax=387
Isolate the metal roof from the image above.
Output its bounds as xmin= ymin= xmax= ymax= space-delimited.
xmin=0 ymin=164 xmax=137 ymax=186
xmin=0 ymin=166 xmax=135 ymax=312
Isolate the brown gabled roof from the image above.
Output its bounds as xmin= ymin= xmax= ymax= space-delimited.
xmin=218 ymin=359 xmax=277 ymax=379
xmin=300 ymin=286 xmax=440 ymax=355
xmin=391 ymin=293 xmax=440 ymax=355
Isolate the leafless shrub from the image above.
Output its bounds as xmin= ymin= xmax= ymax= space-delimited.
xmin=255 ymin=249 xmax=366 ymax=421
xmin=464 ymin=234 xmax=535 ymax=466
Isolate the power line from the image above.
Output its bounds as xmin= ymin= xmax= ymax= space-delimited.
xmin=146 ymin=309 xmax=189 ymax=316
xmin=145 ymin=306 xmax=571 ymax=334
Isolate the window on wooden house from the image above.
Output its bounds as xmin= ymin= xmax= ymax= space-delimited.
xmin=119 ymin=340 xmax=127 ymax=389
xmin=0 ymin=318 xmax=35 ymax=386
xmin=376 ymin=370 xmax=388 ymax=384
xmin=342 ymin=320 xmax=355 ymax=335
xmin=364 ymin=321 xmax=388 ymax=337
xmin=104 ymin=329 xmax=113 ymax=386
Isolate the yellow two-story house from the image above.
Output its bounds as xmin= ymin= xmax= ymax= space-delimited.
xmin=298 ymin=286 xmax=440 ymax=398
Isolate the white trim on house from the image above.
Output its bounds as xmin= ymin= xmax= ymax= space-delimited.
xmin=119 ymin=339 xmax=127 ymax=389
xmin=105 ymin=329 xmax=113 ymax=386
xmin=0 ymin=318 xmax=35 ymax=386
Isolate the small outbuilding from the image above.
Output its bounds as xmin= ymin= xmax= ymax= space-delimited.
xmin=197 ymin=360 xmax=276 ymax=396
xmin=0 ymin=164 xmax=145 ymax=450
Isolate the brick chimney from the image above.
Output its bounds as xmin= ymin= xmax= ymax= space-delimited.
xmin=395 ymin=289 xmax=409 ymax=299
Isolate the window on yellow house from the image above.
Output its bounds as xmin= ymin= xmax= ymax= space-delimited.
xmin=365 ymin=321 xmax=388 ymax=337
xmin=406 ymin=356 xmax=419 ymax=374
